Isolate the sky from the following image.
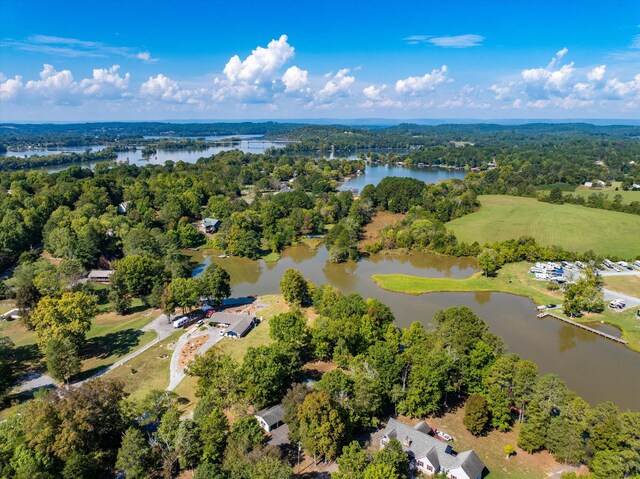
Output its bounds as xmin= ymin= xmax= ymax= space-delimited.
xmin=0 ymin=0 xmax=639 ymax=122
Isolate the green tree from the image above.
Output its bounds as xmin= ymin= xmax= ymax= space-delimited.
xmin=194 ymin=462 xmax=227 ymax=479
xmin=363 ymin=463 xmax=402 ymax=479
xmin=504 ymin=444 xmax=515 ymax=457
xmin=45 ymin=337 xmax=81 ymax=384
xmin=297 ymin=391 xmax=347 ymax=462
xmin=372 ymin=438 xmax=408 ymax=477
xmin=269 ymin=309 xmax=310 ymax=350
xmin=116 ymin=427 xmax=152 ymax=479
xmin=198 ymin=407 xmax=229 ymax=463
xmin=279 ymin=269 xmax=310 ymax=306
xmin=115 ymin=255 xmax=164 ymax=297
xmin=463 ymin=393 xmax=490 ymax=436
xmin=167 ymin=277 xmax=200 ymax=314
xmin=109 ymin=271 xmax=132 ymax=315
xmin=335 ymin=441 xmax=369 ymax=479
xmin=477 ymin=248 xmax=502 ymax=276
xmin=281 ymin=383 xmax=311 ymax=444
xmin=241 ymin=345 xmax=300 ymax=408
xmin=0 ymin=335 xmax=15 ymax=399
xmin=30 ymin=291 xmax=97 ymax=351
xmin=199 ymin=263 xmax=231 ymax=306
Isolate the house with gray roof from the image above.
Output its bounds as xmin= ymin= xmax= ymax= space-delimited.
xmin=380 ymin=418 xmax=485 ymax=479
xmin=224 ymin=316 xmax=255 ymax=338
xmin=255 ymin=404 xmax=285 ymax=432
xmin=201 ymin=218 xmax=221 ymax=233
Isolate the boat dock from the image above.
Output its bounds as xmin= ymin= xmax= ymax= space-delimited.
xmin=536 ymin=312 xmax=627 ymax=344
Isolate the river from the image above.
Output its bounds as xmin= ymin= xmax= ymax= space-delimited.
xmin=193 ymin=245 xmax=640 ymax=410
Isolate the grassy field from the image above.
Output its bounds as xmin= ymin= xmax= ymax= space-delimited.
xmin=447 ymin=195 xmax=640 ymax=258
xmin=424 ymin=409 xmax=582 ymax=479
xmin=605 ymin=275 xmax=640 ymax=298
xmin=373 ymin=263 xmax=561 ymax=305
xmin=102 ymin=331 xmax=181 ymax=403
xmin=373 ymin=262 xmax=640 ymax=353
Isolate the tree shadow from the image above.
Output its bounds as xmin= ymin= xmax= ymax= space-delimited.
xmin=82 ymin=328 xmax=144 ymax=360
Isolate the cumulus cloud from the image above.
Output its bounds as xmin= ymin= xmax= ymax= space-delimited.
xmin=395 ymin=66 xmax=448 ymax=95
xmin=79 ymin=65 xmax=130 ymax=98
xmin=363 ymin=84 xmax=386 ymax=101
xmin=282 ymin=66 xmax=309 ymax=93
xmin=316 ymin=68 xmax=355 ymax=103
xmin=140 ymin=74 xmax=204 ymax=104
xmin=214 ymin=34 xmax=296 ymax=102
xmin=587 ymin=65 xmax=606 ymax=82
xmin=0 ymin=74 xmax=24 ymax=101
xmin=223 ymin=34 xmax=294 ymax=85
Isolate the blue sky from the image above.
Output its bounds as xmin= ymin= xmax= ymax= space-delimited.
xmin=1 ymin=0 xmax=639 ymax=121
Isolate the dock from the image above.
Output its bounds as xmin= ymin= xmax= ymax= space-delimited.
xmin=536 ymin=312 xmax=627 ymax=344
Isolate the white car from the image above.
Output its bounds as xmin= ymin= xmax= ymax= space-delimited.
xmin=436 ymin=430 xmax=453 ymax=441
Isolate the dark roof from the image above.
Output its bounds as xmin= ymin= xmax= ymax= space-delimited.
xmin=255 ymin=404 xmax=284 ymax=427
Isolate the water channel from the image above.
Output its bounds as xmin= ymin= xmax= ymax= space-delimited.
xmin=193 ymin=244 xmax=640 ymax=409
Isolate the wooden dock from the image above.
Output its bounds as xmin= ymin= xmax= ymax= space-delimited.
xmin=536 ymin=312 xmax=627 ymax=344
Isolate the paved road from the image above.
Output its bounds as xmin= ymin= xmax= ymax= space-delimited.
xmin=15 ymin=311 xmax=179 ymax=394
xmin=603 ymin=289 xmax=640 ymax=310
xmin=166 ymin=325 xmax=222 ymax=391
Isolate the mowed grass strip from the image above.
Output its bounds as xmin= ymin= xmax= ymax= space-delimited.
xmin=447 ymin=195 xmax=640 ymax=258
xmin=604 ymin=275 xmax=640 ymax=298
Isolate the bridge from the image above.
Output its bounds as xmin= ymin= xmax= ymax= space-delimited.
xmin=536 ymin=312 xmax=627 ymax=344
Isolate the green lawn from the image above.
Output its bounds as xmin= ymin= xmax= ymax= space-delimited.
xmin=570 ymin=184 xmax=640 ymax=204
xmin=102 ymin=331 xmax=181 ymax=402
xmin=448 ymin=195 xmax=640 ymax=258
xmin=605 ymin=275 xmax=640 ymax=298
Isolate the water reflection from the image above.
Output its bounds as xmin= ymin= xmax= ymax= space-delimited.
xmin=191 ymin=243 xmax=640 ymax=409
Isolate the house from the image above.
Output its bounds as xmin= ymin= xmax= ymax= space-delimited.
xmin=584 ymin=180 xmax=605 ymax=188
xmin=117 ymin=201 xmax=130 ymax=214
xmin=208 ymin=311 xmax=257 ymax=339
xmin=225 ymin=316 xmax=256 ymax=338
xmin=380 ymin=418 xmax=485 ymax=479
xmin=87 ymin=270 xmax=115 ymax=283
xmin=255 ymin=404 xmax=285 ymax=432
xmin=201 ymin=218 xmax=221 ymax=234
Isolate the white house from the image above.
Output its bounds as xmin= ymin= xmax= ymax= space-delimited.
xmin=380 ymin=418 xmax=485 ymax=479
xmin=255 ymin=404 xmax=285 ymax=432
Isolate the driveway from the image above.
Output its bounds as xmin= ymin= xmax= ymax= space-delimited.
xmin=166 ymin=324 xmax=223 ymax=391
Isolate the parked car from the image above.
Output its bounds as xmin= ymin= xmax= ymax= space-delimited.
xmin=206 ymin=309 xmax=217 ymax=318
xmin=436 ymin=430 xmax=453 ymax=441
xmin=546 ymin=304 xmax=557 ymax=309
xmin=189 ymin=310 xmax=206 ymax=321
xmin=195 ymin=319 xmax=204 ymax=327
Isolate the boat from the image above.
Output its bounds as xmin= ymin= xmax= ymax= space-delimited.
xmin=218 ymin=254 xmax=228 ymax=258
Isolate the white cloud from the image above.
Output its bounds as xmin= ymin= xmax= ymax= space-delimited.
xmin=316 ymin=68 xmax=355 ymax=103
xmin=362 ymin=84 xmax=386 ymax=101
xmin=604 ymin=74 xmax=640 ymax=99
xmin=395 ymin=66 xmax=448 ymax=95
xmin=403 ymin=34 xmax=484 ymax=48
xmin=0 ymin=74 xmax=23 ymax=101
xmin=136 ymin=51 xmax=157 ymax=63
xmin=587 ymin=65 xmax=606 ymax=82
xmin=79 ymin=65 xmax=130 ymax=98
xmin=222 ymin=34 xmax=294 ymax=85
xmin=140 ymin=74 xmax=203 ymax=104
xmin=282 ymin=66 xmax=309 ymax=93
xmin=428 ymin=34 xmax=484 ymax=48
xmin=2 ymin=34 xmax=156 ymax=62
xmin=632 ymin=34 xmax=640 ymax=49
xmin=489 ymin=82 xmax=517 ymax=100
xmin=556 ymin=47 xmax=568 ymax=59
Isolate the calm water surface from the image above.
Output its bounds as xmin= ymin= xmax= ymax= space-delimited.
xmin=195 ymin=245 xmax=640 ymax=410
xmin=340 ymin=164 xmax=466 ymax=190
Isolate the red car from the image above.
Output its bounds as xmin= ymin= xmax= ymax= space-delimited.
xmin=205 ymin=309 xmax=216 ymax=318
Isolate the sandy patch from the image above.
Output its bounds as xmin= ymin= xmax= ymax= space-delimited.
xmin=178 ymin=334 xmax=208 ymax=370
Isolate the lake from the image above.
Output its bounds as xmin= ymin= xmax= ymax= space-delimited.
xmin=194 ymin=245 xmax=640 ymax=410
xmin=340 ymin=164 xmax=467 ymax=191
